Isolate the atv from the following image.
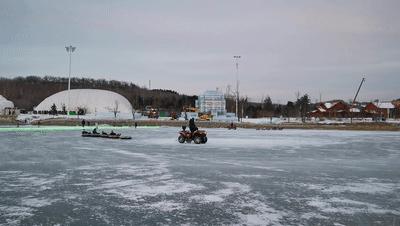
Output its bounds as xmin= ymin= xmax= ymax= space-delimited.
xmin=227 ymin=123 xmax=237 ymax=130
xmin=178 ymin=127 xmax=207 ymax=144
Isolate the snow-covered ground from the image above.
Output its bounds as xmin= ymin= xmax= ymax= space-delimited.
xmin=16 ymin=112 xmax=138 ymax=122
xmin=0 ymin=128 xmax=399 ymax=225
xmin=17 ymin=113 xmax=400 ymax=126
xmin=242 ymin=117 xmax=400 ymax=124
xmin=16 ymin=113 xmax=238 ymax=122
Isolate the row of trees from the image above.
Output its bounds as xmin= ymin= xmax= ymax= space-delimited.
xmin=1 ymin=76 xmax=312 ymax=118
xmin=226 ymin=94 xmax=311 ymax=121
xmin=0 ymin=76 xmax=197 ymax=111
xmin=49 ymin=103 xmax=85 ymax=116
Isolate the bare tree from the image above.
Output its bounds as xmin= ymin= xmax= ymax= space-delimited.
xmin=112 ymin=100 xmax=119 ymax=118
xmin=61 ymin=104 xmax=67 ymax=115
xmin=131 ymin=107 xmax=136 ymax=120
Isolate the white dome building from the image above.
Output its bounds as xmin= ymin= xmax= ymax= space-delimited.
xmin=35 ymin=89 xmax=132 ymax=115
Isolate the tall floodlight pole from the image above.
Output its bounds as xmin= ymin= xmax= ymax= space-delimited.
xmin=233 ymin=55 xmax=241 ymax=122
xmin=65 ymin=45 xmax=76 ymax=115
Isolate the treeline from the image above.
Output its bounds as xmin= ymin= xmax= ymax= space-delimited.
xmin=1 ymin=75 xmax=314 ymax=118
xmin=231 ymin=94 xmax=314 ymax=120
xmin=0 ymin=76 xmax=197 ymax=111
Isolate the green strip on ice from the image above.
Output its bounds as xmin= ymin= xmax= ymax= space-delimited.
xmin=0 ymin=125 xmax=159 ymax=133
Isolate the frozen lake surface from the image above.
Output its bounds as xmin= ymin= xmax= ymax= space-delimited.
xmin=1 ymin=127 xmax=399 ymax=225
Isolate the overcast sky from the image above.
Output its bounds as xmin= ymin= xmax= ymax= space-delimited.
xmin=1 ymin=0 xmax=399 ymax=103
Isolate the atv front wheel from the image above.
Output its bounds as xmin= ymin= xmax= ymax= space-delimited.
xmin=202 ymin=136 xmax=208 ymax=143
xmin=178 ymin=136 xmax=185 ymax=143
xmin=194 ymin=136 xmax=202 ymax=144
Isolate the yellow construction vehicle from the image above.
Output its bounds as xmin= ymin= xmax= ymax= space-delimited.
xmin=198 ymin=112 xmax=212 ymax=121
xmin=183 ymin=106 xmax=198 ymax=112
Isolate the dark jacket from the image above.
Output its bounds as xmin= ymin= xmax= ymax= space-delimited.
xmin=189 ymin=118 xmax=198 ymax=133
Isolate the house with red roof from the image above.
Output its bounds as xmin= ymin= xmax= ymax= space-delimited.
xmin=308 ymin=100 xmax=350 ymax=118
xmin=364 ymin=102 xmax=395 ymax=119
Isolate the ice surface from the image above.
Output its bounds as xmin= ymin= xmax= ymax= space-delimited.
xmin=307 ymin=196 xmax=400 ymax=215
xmin=0 ymin=127 xmax=399 ymax=225
xmin=21 ymin=197 xmax=59 ymax=208
xmin=323 ymin=182 xmax=399 ymax=194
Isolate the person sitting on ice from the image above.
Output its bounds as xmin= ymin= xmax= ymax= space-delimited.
xmin=92 ymin=127 xmax=99 ymax=134
xmin=110 ymin=130 xmax=116 ymax=135
xmin=189 ymin=118 xmax=198 ymax=133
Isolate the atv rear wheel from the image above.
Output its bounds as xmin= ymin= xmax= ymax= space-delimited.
xmin=194 ymin=136 xmax=202 ymax=144
xmin=178 ymin=136 xmax=185 ymax=143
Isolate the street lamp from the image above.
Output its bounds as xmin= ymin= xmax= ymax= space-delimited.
xmin=233 ymin=55 xmax=241 ymax=122
xmin=65 ymin=45 xmax=76 ymax=115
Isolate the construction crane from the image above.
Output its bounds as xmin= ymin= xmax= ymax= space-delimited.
xmin=350 ymin=77 xmax=366 ymax=124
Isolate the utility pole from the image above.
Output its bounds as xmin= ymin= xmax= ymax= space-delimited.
xmin=225 ymin=85 xmax=231 ymax=98
xmin=350 ymin=77 xmax=366 ymax=124
xmin=233 ymin=55 xmax=241 ymax=122
xmin=65 ymin=45 xmax=76 ymax=115
xmin=241 ymin=100 xmax=244 ymax=122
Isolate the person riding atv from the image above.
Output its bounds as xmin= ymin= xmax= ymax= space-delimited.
xmin=178 ymin=118 xmax=207 ymax=144
xmin=228 ymin=122 xmax=237 ymax=130
xmin=189 ymin=118 xmax=198 ymax=133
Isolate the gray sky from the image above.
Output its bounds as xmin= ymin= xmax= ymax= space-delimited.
xmin=1 ymin=0 xmax=399 ymax=103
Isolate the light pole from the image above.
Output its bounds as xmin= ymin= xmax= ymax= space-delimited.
xmin=65 ymin=45 xmax=76 ymax=115
xmin=233 ymin=55 xmax=241 ymax=122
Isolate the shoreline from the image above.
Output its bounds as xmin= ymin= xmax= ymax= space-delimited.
xmin=2 ymin=118 xmax=399 ymax=131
